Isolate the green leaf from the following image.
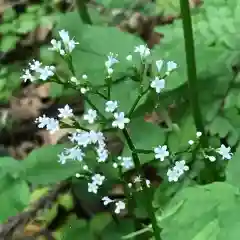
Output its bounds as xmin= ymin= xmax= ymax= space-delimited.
xmin=23 ymin=144 xmax=82 ymax=185
xmin=17 ymin=14 xmax=38 ymax=34
xmin=123 ymin=117 xmax=166 ymax=165
xmin=90 ymin=212 xmax=112 ymax=234
xmin=158 ymin=182 xmax=239 ymax=240
xmin=0 ymin=176 xmax=30 ymax=223
xmin=0 ymin=157 xmax=23 ymax=178
xmin=0 ymin=35 xmax=19 ymax=52
xmin=3 ymin=8 xmax=16 ymax=22
xmin=57 ymin=11 xmax=143 ymax=84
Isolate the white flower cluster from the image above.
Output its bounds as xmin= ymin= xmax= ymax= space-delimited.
xmin=105 ymin=52 xmax=119 ymax=75
xmin=88 ymin=174 xmax=105 ymax=194
xmin=49 ymin=29 xmax=79 ymax=55
xmin=20 ymin=59 xmax=55 ymax=82
xmin=102 ymin=197 xmax=125 ymax=214
xmin=167 ymin=160 xmax=189 ymax=182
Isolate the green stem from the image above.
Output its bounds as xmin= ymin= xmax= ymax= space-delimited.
xmin=122 ymin=129 xmax=161 ymax=240
xmin=75 ymin=0 xmax=92 ymax=24
xmin=179 ymin=0 xmax=207 ymax=147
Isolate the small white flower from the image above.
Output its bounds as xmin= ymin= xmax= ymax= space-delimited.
xmin=173 ymin=160 xmax=189 ymax=176
xmin=167 ymin=168 xmax=179 ymax=182
xmin=96 ymin=147 xmax=108 ymax=163
xmin=83 ymin=109 xmax=97 ymax=124
xmin=188 ymin=140 xmax=194 ymax=145
xmin=82 ymin=74 xmax=88 ymax=80
xmin=89 ymin=130 xmax=105 ymax=145
xmin=92 ymin=174 xmax=105 ymax=186
xmin=76 ymin=173 xmax=81 ymax=178
xmin=38 ymin=66 xmax=55 ymax=81
xmin=83 ymin=165 xmax=88 ymax=171
xmin=46 ymin=118 xmax=59 ymax=133
xmin=196 ymin=131 xmax=202 ymax=138
xmin=118 ymin=156 xmax=134 ymax=169
xmin=105 ymin=52 xmax=119 ymax=69
xmin=49 ymin=39 xmax=64 ymax=55
xmin=65 ymin=147 xmax=85 ymax=162
xmin=128 ymin=183 xmax=133 ymax=188
xmin=156 ymin=60 xmax=164 ymax=72
xmin=58 ymin=152 xmax=67 ymax=164
xmin=146 ymin=179 xmax=151 ymax=188
xmin=216 ymin=144 xmax=232 ymax=160
xmin=59 ymin=30 xmax=70 ymax=43
xmin=134 ymin=45 xmax=150 ymax=59
xmin=154 ymin=145 xmax=169 ymax=161
xmin=167 ymin=61 xmax=177 ymax=73
xmin=126 ymin=55 xmax=132 ymax=61
xmin=105 ymin=101 xmax=118 ymax=113
xmin=113 ymin=163 xmax=118 ymax=168
xmin=112 ymin=112 xmax=130 ymax=129
xmin=29 ymin=59 xmax=42 ymax=72
xmin=58 ymin=104 xmax=73 ymax=119
xmin=35 ymin=115 xmax=49 ymax=128
xmin=150 ymin=77 xmax=165 ymax=93
xmin=115 ymin=201 xmax=125 ymax=214
xmin=133 ymin=176 xmax=141 ymax=183
xmin=70 ymin=76 xmax=80 ymax=85
xmin=20 ymin=69 xmax=36 ymax=82
xmin=102 ymin=196 xmax=113 ymax=206
xmin=80 ymin=87 xmax=89 ymax=94
xmin=88 ymin=182 xmax=98 ymax=194
xmin=69 ymin=131 xmax=91 ymax=147
xmin=107 ymin=67 xmax=114 ymax=75
xmin=67 ymin=39 xmax=79 ymax=53
xmin=207 ymin=156 xmax=216 ymax=162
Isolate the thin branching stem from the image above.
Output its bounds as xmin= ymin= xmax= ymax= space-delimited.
xmin=75 ymin=0 xmax=92 ymax=24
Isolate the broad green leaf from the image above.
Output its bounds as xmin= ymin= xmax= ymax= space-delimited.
xmin=57 ymin=11 xmax=143 ymax=84
xmin=0 ymin=35 xmax=18 ymax=52
xmin=3 ymin=8 xmax=16 ymax=22
xmin=123 ymin=117 xmax=166 ymax=165
xmin=0 ymin=176 xmax=30 ymax=223
xmin=0 ymin=157 xmax=23 ymax=178
xmin=158 ymin=182 xmax=239 ymax=240
xmin=89 ymin=212 xmax=112 ymax=234
xmin=23 ymin=144 xmax=82 ymax=185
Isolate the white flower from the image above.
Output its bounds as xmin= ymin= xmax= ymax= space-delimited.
xmin=167 ymin=61 xmax=177 ymax=72
xmin=49 ymin=39 xmax=65 ymax=55
xmin=133 ymin=176 xmax=141 ymax=183
xmin=167 ymin=168 xmax=179 ymax=182
xmin=188 ymin=140 xmax=194 ymax=145
xmin=20 ymin=69 xmax=36 ymax=82
xmin=67 ymin=39 xmax=79 ymax=53
xmin=113 ymin=163 xmax=118 ymax=168
xmin=58 ymin=104 xmax=73 ymax=118
xmin=38 ymin=66 xmax=55 ymax=81
xmin=150 ymin=77 xmax=165 ymax=93
xmin=96 ymin=147 xmax=108 ymax=163
xmin=88 ymin=182 xmax=98 ymax=194
xmin=83 ymin=109 xmax=97 ymax=124
xmin=134 ymin=45 xmax=150 ymax=59
xmin=102 ymin=196 xmax=113 ymax=206
xmin=82 ymin=74 xmax=88 ymax=80
xmin=58 ymin=152 xmax=67 ymax=164
xmin=105 ymin=52 xmax=119 ymax=69
xmin=46 ymin=118 xmax=59 ymax=134
xmin=173 ymin=160 xmax=189 ymax=176
xmin=69 ymin=131 xmax=91 ymax=147
xmin=70 ymin=76 xmax=80 ymax=85
xmin=83 ymin=165 xmax=88 ymax=171
xmin=59 ymin=30 xmax=70 ymax=43
xmin=146 ymin=179 xmax=151 ymax=188
xmin=80 ymin=87 xmax=89 ymax=94
xmin=126 ymin=55 xmax=132 ymax=61
xmin=115 ymin=201 xmax=125 ymax=214
xmin=76 ymin=173 xmax=81 ymax=178
xmin=105 ymin=101 xmax=118 ymax=113
xmin=196 ymin=131 xmax=202 ymax=138
xmin=29 ymin=59 xmax=42 ymax=72
xmin=92 ymin=174 xmax=105 ymax=186
xmin=156 ymin=60 xmax=163 ymax=72
xmin=89 ymin=130 xmax=105 ymax=145
xmin=107 ymin=67 xmax=114 ymax=75
xmin=207 ymin=155 xmax=216 ymax=162
xmin=216 ymin=144 xmax=232 ymax=160
xmin=64 ymin=147 xmax=85 ymax=162
xmin=35 ymin=115 xmax=59 ymax=133
xmin=118 ymin=156 xmax=134 ymax=169
xmin=112 ymin=112 xmax=130 ymax=129
xmin=154 ymin=145 xmax=169 ymax=161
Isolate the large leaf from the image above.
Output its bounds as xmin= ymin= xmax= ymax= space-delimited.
xmin=23 ymin=144 xmax=82 ymax=185
xmin=158 ymin=182 xmax=239 ymax=240
xmin=123 ymin=117 xmax=166 ymax=165
xmin=57 ymin=11 xmax=143 ymax=85
xmin=0 ymin=175 xmax=30 ymax=223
